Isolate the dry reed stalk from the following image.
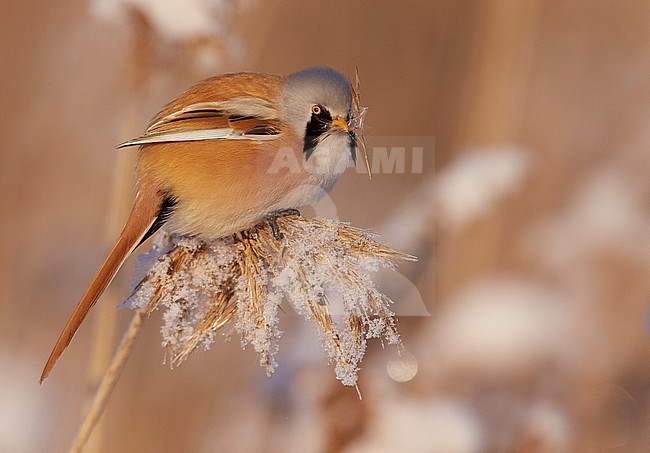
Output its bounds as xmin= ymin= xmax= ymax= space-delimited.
xmin=82 ymin=12 xmax=154 ymax=452
xmin=127 ymin=214 xmax=415 ymax=386
xmin=71 ymin=309 xmax=146 ymax=453
xmin=68 ymin=212 xmax=413 ymax=450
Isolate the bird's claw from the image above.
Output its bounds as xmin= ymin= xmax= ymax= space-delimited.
xmin=267 ymin=209 xmax=301 ymax=240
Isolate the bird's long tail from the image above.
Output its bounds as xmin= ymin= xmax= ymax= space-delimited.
xmin=40 ymin=183 xmax=163 ymax=383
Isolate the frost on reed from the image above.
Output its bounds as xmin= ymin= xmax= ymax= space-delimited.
xmin=126 ymin=215 xmax=415 ymax=386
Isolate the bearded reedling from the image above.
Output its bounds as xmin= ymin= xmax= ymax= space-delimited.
xmin=41 ymin=67 xmax=371 ymax=383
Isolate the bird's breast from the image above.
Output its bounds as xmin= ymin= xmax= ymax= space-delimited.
xmin=303 ymin=132 xmax=353 ymax=193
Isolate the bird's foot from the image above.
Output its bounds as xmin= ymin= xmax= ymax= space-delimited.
xmin=266 ymin=209 xmax=301 ymax=240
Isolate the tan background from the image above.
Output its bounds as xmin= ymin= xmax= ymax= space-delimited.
xmin=1 ymin=1 xmax=650 ymax=452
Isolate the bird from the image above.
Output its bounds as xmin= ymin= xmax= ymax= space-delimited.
xmin=40 ymin=66 xmax=367 ymax=383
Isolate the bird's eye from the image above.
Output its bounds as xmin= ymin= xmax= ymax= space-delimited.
xmin=311 ymin=105 xmax=322 ymax=115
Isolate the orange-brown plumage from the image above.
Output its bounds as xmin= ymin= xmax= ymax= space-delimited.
xmin=40 ymin=182 xmax=162 ymax=382
xmin=41 ymin=67 xmax=359 ymax=382
xmin=153 ymin=72 xmax=282 ymax=119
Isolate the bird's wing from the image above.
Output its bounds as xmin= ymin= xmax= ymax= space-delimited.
xmin=40 ymin=183 xmax=164 ymax=383
xmin=117 ymin=97 xmax=282 ymax=148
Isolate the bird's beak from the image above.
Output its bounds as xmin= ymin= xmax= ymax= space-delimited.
xmin=331 ymin=116 xmax=358 ymax=166
xmin=331 ymin=116 xmax=349 ymax=132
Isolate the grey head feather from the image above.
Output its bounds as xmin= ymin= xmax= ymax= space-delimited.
xmin=280 ymin=67 xmax=353 ymax=139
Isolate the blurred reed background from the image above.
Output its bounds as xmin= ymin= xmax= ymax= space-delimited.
xmin=1 ymin=1 xmax=650 ymax=452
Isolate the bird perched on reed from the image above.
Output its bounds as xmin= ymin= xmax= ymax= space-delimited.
xmin=41 ymin=67 xmax=366 ymax=382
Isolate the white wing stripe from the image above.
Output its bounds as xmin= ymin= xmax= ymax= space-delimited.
xmin=117 ymin=128 xmax=278 ymax=148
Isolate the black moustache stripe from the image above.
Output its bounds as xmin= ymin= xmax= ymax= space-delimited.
xmin=303 ymin=107 xmax=332 ymax=160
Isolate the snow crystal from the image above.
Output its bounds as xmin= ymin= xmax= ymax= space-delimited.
xmin=125 ymin=215 xmax=415 ymax=386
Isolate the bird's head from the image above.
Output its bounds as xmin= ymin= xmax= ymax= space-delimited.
xmin=280 ymin=67 xmax=359 ymax=163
